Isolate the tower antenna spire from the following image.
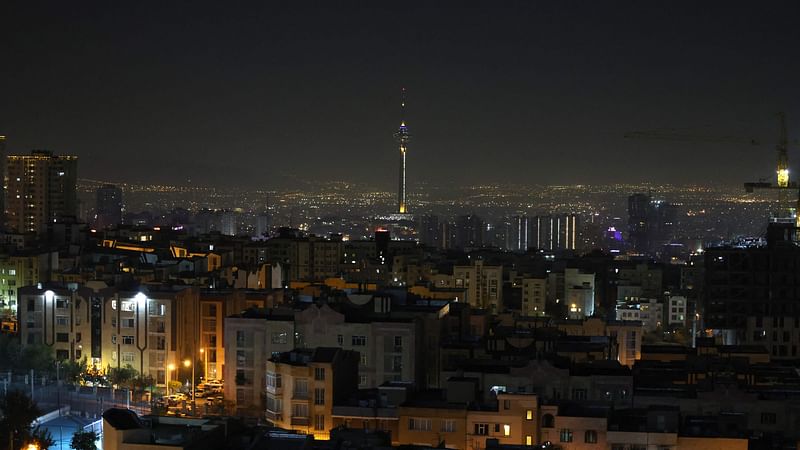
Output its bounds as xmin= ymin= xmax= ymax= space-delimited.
xmin=401 ymin=87 xmax=406 ymax=124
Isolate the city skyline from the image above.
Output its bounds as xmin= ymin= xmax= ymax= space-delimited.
xmin=2 ymin=2 xmax=800 ymax=188
xmin=4 ymin=3 xmax=800 ymax=449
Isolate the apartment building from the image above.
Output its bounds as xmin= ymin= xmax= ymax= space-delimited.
xmin=397 ymin=391 xmax=539 ymax=450
xmin=265 ymin=348 xmax=359 ymax=439
xmin=223 ymin=308 xmax=295 ymax=415
xmin=520 ymin=277 xmax=546 ymax=317
xmin=453 ymin=260 xmax=503 ymax=313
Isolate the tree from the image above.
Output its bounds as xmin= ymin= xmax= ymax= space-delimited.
xmin=0 ymin=334 xmax=22 ymax=372
xmin=167 ymin=380 xmax=182 ymax=395
xmin=106 ymin=365 xmax=137 ymax=390
xmin=30 ymin=426 xmax=54 ymax=450
xmin=20 ymin=344 xmax=56 ymax=374
xmin=70 ymin=429 xmax=97 ymax=450
xmin=59 ymin=358 xmax=86 ymax=385
xmin=131 ymin=374 xmax=155 ymax=401
xmin=79 ymin=365 xmax=106 ymax=387
xmin=0 ymin=389 xmax=44 ymax=450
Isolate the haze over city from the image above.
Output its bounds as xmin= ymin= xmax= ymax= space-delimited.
xmin=3 ymin=1 xmax=800 ymax=187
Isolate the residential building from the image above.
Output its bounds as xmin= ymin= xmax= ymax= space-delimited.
xmin=223 ymin=307 xmax=295 ymax=415
xmin=265 ymin=347 xmax=359 ymax=439
xmin=453 ymin=260 xmax=503 ymax=313
xmin=95 ymin=184 xmax=123 ymax=229
xmin=6 ymin=150 xmax=78 ymax=235
xmin=520 ymin=277 xmax=546 ymax=317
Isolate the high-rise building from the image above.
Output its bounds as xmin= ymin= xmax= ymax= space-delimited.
xmin=705 ymin=222 xmax=800 ymax=357
xmin=455 ymin=214 xmax=484 ymax=249
xmin=510 ymin=215 xmax=529 ymax=251
xmin=531 ymin=214 xmax=579 ymax=251
xmin=256 ymin=212 xmax=272 ymax=238
xmin=418 ymin=214 xmax=440 ymax=248
xmin=627 ymin=193 xmax=677 ymax=255
xmin=95 ymin=184 xmax=123 ymax=229
xmin=0 ymin=136 xmax=6 ymax=229
xmin=6 ymin=150 xmax=78 ymax=235
xmin=396 ymin=88 xmax=410 ymax=214
xmin=628 ymin=193 xmax=650 ymax=254
xmin=220 ymin=210 xmax=236 ymax=236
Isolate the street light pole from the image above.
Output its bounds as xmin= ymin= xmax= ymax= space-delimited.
xmin=184 ymin=359 xmax=194 ymax=415
xmin=167 ymin=363 xmax=175 ymax=395
xmin=200 ymin=348 xmax=207 ymax=381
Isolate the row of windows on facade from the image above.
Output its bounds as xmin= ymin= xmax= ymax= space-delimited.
xmin=408 ymin=418 xmax=597 ymax=444
xmin=111 ymin=300 xmax=167 ymax=316
xmin=26 ymin=298 xmax=167 ymax=315
xmin=265 ymin=386 xmax=327 ymax=405
xmin=264 ymin=331 xmax=403 ymax=349
xmin=266 ymin=368 xmax=326 ymax=388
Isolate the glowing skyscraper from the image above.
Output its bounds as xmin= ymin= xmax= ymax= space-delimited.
xmin=396 ymin=88 xmax=410 ymax=214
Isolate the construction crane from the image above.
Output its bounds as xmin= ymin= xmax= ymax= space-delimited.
xmin=625 ymin=114 xmax=800 ymax=228
xmin=623 ymin=130 xmax=759 ymax=145
xmin=741 ymin=112 xmax=800 ymax=228
xmin=776 ymin=112 xmax=790 ymax=188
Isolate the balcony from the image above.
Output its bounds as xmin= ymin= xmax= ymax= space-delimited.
xmin=332 ymin=405 xmax=398 ymax=419
xmin=265 ymin=410 xmax=283 ymax=421
xmin=266 ymin=385 xmax=283 ymax=395
xmin=291 ymin=416 xmax=310 ymax=426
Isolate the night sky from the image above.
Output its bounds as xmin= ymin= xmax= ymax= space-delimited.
xmin=2 ymin=1 xmax=800 ymax=188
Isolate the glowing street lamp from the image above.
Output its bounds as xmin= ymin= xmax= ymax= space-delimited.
xmin=184 ymin=359 xmax=195 ymax=415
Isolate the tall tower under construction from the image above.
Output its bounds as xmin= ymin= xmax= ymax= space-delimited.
xmin=396 ymin=88 xmax=410 ymax=214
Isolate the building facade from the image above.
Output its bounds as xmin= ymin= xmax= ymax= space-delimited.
xmin=6 ymin=150 xmax=78 ymax=235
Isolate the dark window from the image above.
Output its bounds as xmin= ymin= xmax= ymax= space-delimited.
xmin=56 ymin=333 xmax=69 ymax=342
xmin=314 ymin=388 xmax=325 ymax=405
xmin=761 ymin=412 xmax=777 ymax=425
xmin=560 ymin=429 xmax=573 ymax=442
xmin=585 ymin=430 xmax=598 ymax=443
xmin=542 ymin=414 xmax=555 ymax=428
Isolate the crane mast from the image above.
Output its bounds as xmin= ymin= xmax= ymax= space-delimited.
xmin=777 ymin=112 xmax=790 ymax=188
